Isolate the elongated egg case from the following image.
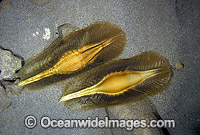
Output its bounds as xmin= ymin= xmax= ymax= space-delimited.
xmin=18 ymin=22 xmax=126 ymax=86
xmin=60 ymin=52 xmax=173 ymax=110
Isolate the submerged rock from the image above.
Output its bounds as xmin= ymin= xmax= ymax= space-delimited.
xmin=107 ymin=99 xmax=170 ymax=135
xmin=57 ymin=23 xmax=78 ymax=39
xmin=0 ymin=48 xmax=22 ymax=80
xmin=0 ymin=85 xmax=11 ymax=111
xmin=0 ymin=47 xmax=23 ymax=111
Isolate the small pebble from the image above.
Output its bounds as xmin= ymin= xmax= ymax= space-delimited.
xmin=175 ymin=62 xmax=184 ymax=69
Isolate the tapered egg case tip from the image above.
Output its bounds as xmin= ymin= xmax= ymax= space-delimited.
xmin=17 ymin=79 xmax=35 ymax=87
xmin=17 ymin=81 xmax=25 ymax=87
xmin=59 ymin=97 xmax=65 ymax=103
xmin=17 ymin=67 xmax=56 ymax=87
xmin=60 ymin=86 xmax=96 ymax=102
xmin=17 ymin=78 xmax=33 ymax=86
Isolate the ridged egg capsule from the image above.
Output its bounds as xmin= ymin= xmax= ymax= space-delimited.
xmin=17 ymin=22 xmax=126 ymax=86
xmin=60 ymin=52 xmax=173 ymax=110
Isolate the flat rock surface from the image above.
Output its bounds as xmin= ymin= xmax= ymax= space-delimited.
xmin=0 ymin=48 xmax=22 ymax=80
xmin=0 ymin=0 xmax=199 ymax=135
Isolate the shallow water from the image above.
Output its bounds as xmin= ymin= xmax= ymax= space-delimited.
xmin=0 ymin=0 xmax=199 ymax=135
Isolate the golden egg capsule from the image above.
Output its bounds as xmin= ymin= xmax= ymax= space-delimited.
xmin=17 ymin=22 xmax=126 ymax=86
xmin=60 ymin=52 xmax=173 ymax=110
xmin=59 ymin=69 xmax=161 ymax=102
